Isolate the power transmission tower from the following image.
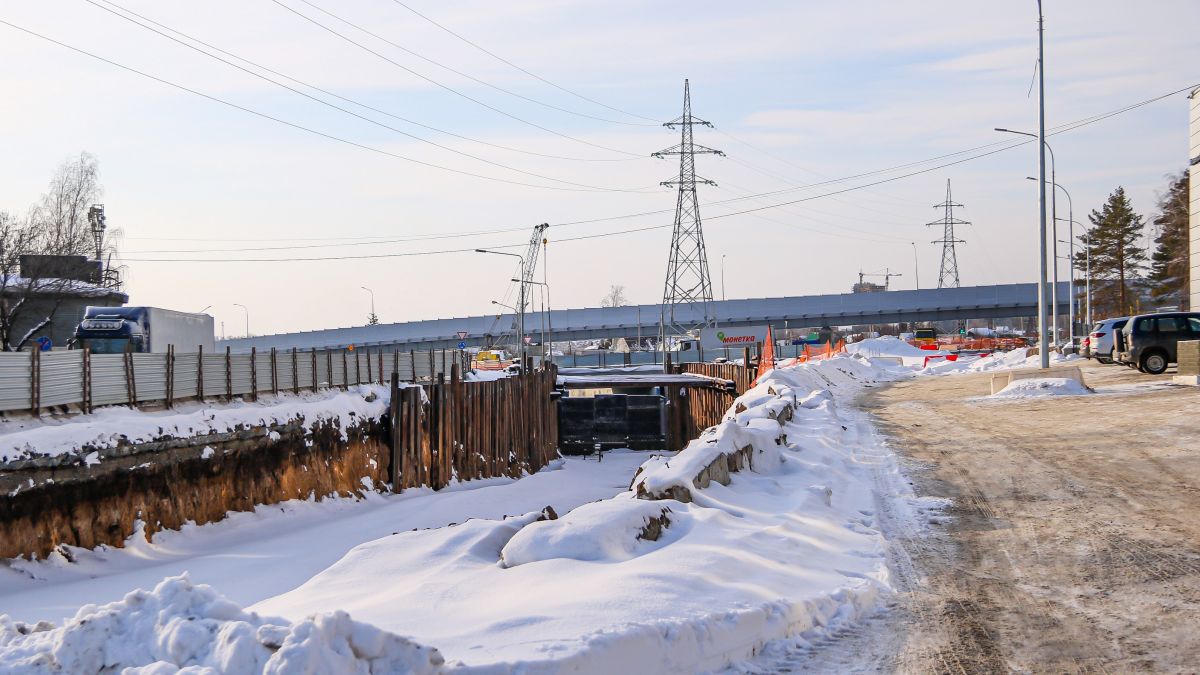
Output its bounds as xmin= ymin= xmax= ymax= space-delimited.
xmin=926 ymin=179 xmax=968 ymax=288
xmin=654 ymin=79 xmax=723 ymax=343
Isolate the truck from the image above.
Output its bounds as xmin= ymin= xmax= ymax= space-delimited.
xmin=71 ymin=306 xmax=215 ymax=354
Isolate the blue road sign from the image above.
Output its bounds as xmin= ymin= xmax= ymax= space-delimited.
xmin=36 ymin=336 xmax=52 ymax=351
xmin=458 ymin=341 xmax=467 ymax=350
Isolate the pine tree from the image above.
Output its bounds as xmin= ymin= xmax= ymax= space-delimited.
xmin=1147 ymin=172 xmax=1189 ymax=309
xmin=1073 ymin=186 xmax=1146 ymax=318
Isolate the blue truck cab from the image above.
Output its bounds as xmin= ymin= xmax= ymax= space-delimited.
xmin=72 ymin=306 xmax=215 ymax=354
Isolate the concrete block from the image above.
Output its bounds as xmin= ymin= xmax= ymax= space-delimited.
xmin=1178 ymin=340 xmax=1200 ymax=376
xmin=990 ymin=365 xmax=1086 ymax=395
xmin=1172 ymin=375 xmax=1200 ymax=386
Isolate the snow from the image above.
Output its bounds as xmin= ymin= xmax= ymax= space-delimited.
xmin=253 ymin=356 xmax=906 ymax=671
xmin=0 ymin=385 xmax=390 ymax=465
xmin=0 ymin=575 xmax=443 ymax=674
xmin=1 ymin=355 xmax=921 ymax=672
xmin=989 ymin=377 xmax=1093 ymax=399
xmin=845 ymin=335 xmax=945 ymax=366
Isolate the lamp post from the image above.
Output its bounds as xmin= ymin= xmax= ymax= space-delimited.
xmin=998 ymin=123 xmax=1053 ymax=360
xmin=233 ymin=303 xmax=249 ymax=338
xmin=477 ymin=249 xmax=526 ymax=363
xmin=513 ymin=278 xmax=551 ymax=363
xmin=911 ymin=242 xmax=919 ymax=289
xmin=360 ymin=286 xmax=376 ymax=325
xmin=1030 ymin=177 xmax=1075 ymax=344
xmin=721 ymin=254 xmax=727 ymax=301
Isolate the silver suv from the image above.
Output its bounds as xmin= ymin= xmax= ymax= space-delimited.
xmin=1085 ymin=317 xmax=1128 ymax=364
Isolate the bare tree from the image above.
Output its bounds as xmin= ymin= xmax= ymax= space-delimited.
xmin=0 ymin=153 xmax=119 ymax=351
xmin=28 ymin=152 xmax=104 ymax=257
xmin=600 ymin=285 xmax=628 ymax=308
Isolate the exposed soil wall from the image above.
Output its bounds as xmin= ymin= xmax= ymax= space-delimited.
xmin=0 ymin=417 xmax=388 ymax=560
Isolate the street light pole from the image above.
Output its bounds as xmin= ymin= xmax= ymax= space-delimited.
xmin=996 ymin=122 xmax=1051 ymax=364
xmin=721 ymin=254 xmax=727 ymax=302
xmin=360 ymin=286 xmax=376 ymax=324
xmin=911 ymin=242 xmax=919 ymax=289
xmin=1031 ymin=177 xmax=1075 ymax=344
xmin=233 ymin=303 xmax=249 ymax=338
xmin=476 ymin=249 xmax=526 ymax=364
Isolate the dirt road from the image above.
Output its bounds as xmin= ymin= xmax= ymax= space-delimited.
xmin=794 ymin=360 xmax=1200 ymax=673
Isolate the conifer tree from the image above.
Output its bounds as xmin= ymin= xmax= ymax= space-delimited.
xmin=1073 ymin=186 xmax=1146 ymax=317
xmin=1147 ymin=172 xmax=1189 ymax=309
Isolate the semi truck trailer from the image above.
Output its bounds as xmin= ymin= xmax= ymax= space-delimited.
xmin=72 ymin=306 xmax=215 ymax=354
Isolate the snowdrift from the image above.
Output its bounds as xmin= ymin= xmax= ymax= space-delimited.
xmin=0 ymin=575 xmax=443 ymax=674
xmin=252 ymin=355 xmax=902 ymax=672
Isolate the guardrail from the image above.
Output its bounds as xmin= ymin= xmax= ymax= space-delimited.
xmin=0 ymin=347 xmax=469 ymax=416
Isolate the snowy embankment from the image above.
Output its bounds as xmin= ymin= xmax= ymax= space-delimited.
xmin=252 ymin=355 xmax=905 ymax=672
xmin=0 ymin=385 xmax=391 ymax=466
xmin=1 ymin=356 xmax=915 ymax=673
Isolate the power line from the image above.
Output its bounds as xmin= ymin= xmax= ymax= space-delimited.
xmin=296 ymin=0 xmax=658 ymax=127
xmin=386 ymin=0 xmax=660 ymax=125
xmin=122 ymin=84 xmax=1195 ymax=248
xmin=91 ymin=0 xmax=641 ymax=164
xmin=269 ymin=0 xmax=645 ymax=158
xmin=0 ymin=18 xmax=643 ymax=193
xmin=115 ymin=83 xmax=1198 ymax=260
xmin=84 ymin=0 xmax=651 ymax=193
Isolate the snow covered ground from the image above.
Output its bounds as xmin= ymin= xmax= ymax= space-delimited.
xmin=1 ymin=355 xmax=938 ymax=672
xmin=0 ymin=385 xmax=391 ymax=465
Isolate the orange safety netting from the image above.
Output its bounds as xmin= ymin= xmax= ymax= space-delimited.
xmin=778 ymin=339 xmax=847 ymax=368
xmin=905 ymin=337 xmax=1026 ymax=352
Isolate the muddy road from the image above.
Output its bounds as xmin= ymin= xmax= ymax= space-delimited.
xmin=795 ymin=360 xmax=1200 ymax=673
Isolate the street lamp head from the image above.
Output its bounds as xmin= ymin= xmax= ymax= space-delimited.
xmin=474 ymin=249 xmax=488 ymax=254
xmin=994 ymin=127 xmax=1009 ymax=132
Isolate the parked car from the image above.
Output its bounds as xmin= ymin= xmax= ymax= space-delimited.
xmin=1084 ymin=317 xmax=1128 ymax=364
xmin=1118 ymin=312 xmax=1200 ymax=374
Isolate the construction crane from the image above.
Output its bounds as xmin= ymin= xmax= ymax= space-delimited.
xmin=854 ymin=268 xmax=903 ymax=292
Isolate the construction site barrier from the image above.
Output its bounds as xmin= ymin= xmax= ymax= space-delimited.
xmin=0 ymin=346 xmax=469 ymax=417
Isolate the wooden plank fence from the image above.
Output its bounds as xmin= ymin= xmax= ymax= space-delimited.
xmin=664 ymin=354 xmax=756 ymax=451
xmin=388 ymin=365 xmax=559 ymax=490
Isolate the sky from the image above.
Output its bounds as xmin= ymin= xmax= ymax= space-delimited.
xmin=1 ymin=0 xmax=1196 ymax=337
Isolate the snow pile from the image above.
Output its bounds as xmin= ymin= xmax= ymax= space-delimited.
xmin=0 ymin=385 xmax=389 ymax=465
xmin=0 ymin=574 xmax=443 ymax=674
xmin=254 ymin=355 xmax=903 ymax=671
xmin=846 ymin=335 xmax=945 ymax=366
xmin=501 ymin=498 xmax=676 ymax=567
xmin=632 ymin=354 xmax=889 ymax=502
xmin=990 ymin=377 xmax=1092 ymax=399
xmin=920 ymin=347 xmax=1082 ymax=376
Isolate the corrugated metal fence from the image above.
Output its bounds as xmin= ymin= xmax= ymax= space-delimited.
xmin=1 ymin=347 xmax=469 ymax=415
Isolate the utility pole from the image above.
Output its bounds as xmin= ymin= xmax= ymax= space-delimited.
xmin=911 ymin=242 xmax=919 ymax=289
xmin=1035 ymin=0 xmax=1050 ymax=368
xmin=655 ymin=79 xmax=724 ymax=352
xmin=926 ymin=179 xmax=968 ymax=288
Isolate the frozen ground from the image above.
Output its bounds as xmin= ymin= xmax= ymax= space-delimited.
xmin=1 ymin=356 xmax=929 ymax=673
xmin=0 ymin=452 xmax=647 ymax=624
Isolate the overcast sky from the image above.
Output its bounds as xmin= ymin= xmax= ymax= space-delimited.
xmin=1 ymin=1 xmax=1195 ymax=337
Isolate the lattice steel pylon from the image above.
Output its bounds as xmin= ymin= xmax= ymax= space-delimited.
xmin=654 ymin=79 xmax=724 ymax=341
xmin=926 ymin=179 xmax=969 ymax=289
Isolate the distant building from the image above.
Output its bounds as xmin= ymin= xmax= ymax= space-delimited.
xmin=1190 ymin=87 xmax=1199 ymax=311
xmin=852 ymin=281 xmax=886 ymax=293
xmin=1 ymin=255 xmax=127 ymax=349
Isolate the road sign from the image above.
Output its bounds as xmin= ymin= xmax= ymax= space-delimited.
xmin=456 ymin=330 xmax=468 ymax=340
xmin=524 ymin=335 xmax=532 ymax=345
xmin=36 ymin=336 xmax=52 ymax=351
xmin=457 ymin=341 xmax=467 ymax=350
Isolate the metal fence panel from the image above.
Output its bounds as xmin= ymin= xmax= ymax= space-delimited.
xmin=254 ymin=353 xmax=274 ymax=394
xmin=38 ymin=351 xmax=83 ymax=409
xmin=133 ymin=353 xmax=168 ymax=402
xmin=202 ymin=354 xmax=227 ymax=398
xmin=0 ymin=353 xmax=32 ymax=411
xmin=296 ymin=354 xmax=314 ymax=392
xmin=230 ymin=353 xmax=253 ymax=396
xmin=174 ymin=353 xmax=199 ymax=399
xmin=92 ymin=354 xmax=130 ymax=407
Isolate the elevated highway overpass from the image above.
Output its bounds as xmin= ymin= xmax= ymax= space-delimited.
xmin=220 ymin=282 xmax=1070 ymax=353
